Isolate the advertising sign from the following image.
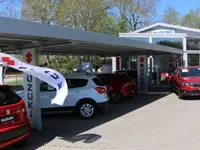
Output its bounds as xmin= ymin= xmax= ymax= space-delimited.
xmin=137 ymin=55 xmax=148 ymax=94
xmin=151 ymin=29 xmax=175 ymax=34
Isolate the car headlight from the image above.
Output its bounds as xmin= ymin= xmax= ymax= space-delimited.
xmin=181 ymin=82 xmax=191 ymax=86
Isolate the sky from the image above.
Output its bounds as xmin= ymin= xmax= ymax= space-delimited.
xmin=156 ymin=0 xmax=200 ymax=19
xmin=0 ymin=0 xmax=199 ymax=20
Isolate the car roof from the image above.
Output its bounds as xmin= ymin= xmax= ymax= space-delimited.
xmin=65 ymin=73 xmax=96 ymax=79
xmin=115 ymin=69 xmax=137 ymax=72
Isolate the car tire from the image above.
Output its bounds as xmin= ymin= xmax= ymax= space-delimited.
xmin=178 ymin=89 xmax=184 ymax=99
xmin=109 ymin=92 xmax=122 ymax=104
xmin=76 ymin=100 xmax=96 ymax=119
xmin=171 ymin=85 xmax=174 ymax=92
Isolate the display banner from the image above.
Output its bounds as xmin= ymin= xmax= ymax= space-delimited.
xmin=0 ymin=52 xmax=68 ymax=105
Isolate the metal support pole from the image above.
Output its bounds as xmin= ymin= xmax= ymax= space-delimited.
xmin=183 ymin=37 xmax=188 ymax=67
xmin=112 ymin=57 xmax=116 ymax=72
xmin=119 ymin=57 xmax=122 ymax=70
xmin=149 ymin=37 xmax=153 ymax=87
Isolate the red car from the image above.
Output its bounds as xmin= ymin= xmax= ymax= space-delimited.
xmin=96 ymin=73 xmax=136 ymax=103
xmin=0 ymin=85 xmax=31 ymax=149
xmin=171 ymin=66 xmax=200 ymax=99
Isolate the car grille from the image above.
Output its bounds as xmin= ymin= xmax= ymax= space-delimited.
xmin=191 ymin=91 xmax=200 ymax=95
xmin=0 ymin=124 xmax=29 ymax=144
xmin=192 ymin=83 xmax=200 ymax=87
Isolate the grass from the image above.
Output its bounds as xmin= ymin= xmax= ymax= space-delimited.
xmin=6 ymin=80 xmax=24 ymax=86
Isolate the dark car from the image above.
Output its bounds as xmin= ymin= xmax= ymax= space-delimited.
xmin=0 ymin=85 xmax=31 ymax=149
xmin=171 ymin=66 xmax=200 ymax=99
xmin=96 ymin=73 xmax=136 ymax=103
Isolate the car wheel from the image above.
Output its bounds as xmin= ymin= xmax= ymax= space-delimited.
xmin=76 ymin=101 xmax=96 ymax=119
xmin=171 ymin=85 xmax=174 ymax=92
xmin=178 ymin=89 xmax=183 ymax=99
xmin=110 ymin=92 xmax=121 ymax=104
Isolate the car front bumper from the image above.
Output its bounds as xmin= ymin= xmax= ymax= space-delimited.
xmin=180 ymin=89 xmax=200 ymax=96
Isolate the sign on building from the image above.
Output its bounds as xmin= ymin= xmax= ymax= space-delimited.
xmin=151 ymin=29 xmax=175 ymax=34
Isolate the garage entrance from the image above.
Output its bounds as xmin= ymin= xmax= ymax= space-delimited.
xmin=0 ymin=17 xmax=183 ymax=130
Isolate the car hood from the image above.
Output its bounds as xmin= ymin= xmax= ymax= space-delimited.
xmin=182 ymin=77 xmax=200 ymax=83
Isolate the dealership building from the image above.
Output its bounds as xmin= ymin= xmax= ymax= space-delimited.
xmin=118 ymin=22 xmax=200 ymax=73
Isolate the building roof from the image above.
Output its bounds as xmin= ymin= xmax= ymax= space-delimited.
xmin=0 ymin=17 xmax=183 ymax=55
xmin=132 ymin=22 xmax=200 ymax=34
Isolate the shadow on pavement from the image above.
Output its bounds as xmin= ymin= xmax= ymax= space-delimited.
xmin=7 ymin=88 xmax=171 ymax=150
xmin=181 ymin=96 xmax=200 ymax=101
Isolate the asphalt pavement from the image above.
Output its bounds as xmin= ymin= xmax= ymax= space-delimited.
xmin=7 ymin=88 xmax=200 ymax=150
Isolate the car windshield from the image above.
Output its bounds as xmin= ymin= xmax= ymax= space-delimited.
xmin=116 ymin=70 xmax=137 ymax=80
xmin=181 ymin=68 xmax=200 ymax=77
xmin=96 ymin=74 xmax=113 ymax=85
xmin=114 ymin=73 xmax=132 ymax=82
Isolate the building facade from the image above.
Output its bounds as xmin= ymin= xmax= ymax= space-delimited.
xmin=119 ymin=23 xmax=200 ymax=73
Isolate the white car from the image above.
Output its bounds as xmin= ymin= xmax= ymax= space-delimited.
xmin=17 ymin=74 xmax=109 ymax=118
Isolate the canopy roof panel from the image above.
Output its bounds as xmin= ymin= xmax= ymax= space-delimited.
xmin=0 ymin=17 xmax=183 ymax=56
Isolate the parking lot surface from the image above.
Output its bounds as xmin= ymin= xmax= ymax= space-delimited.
xmin=9 ymin=91 xmax=200 ymax=150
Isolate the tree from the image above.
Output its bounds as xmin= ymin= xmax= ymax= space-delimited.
xmin=181 ymin=9 xmax=200 ymax=29
xmin=115 ymin=0 xmax=159 ymax=31
xmin=21 ymin=0 xmax=61 ymax=67
xmin=21 ymin=0 xmax=59 ymax=24
xmin=98 ymin=15 xmax=120 ymax=36
xmin=162 ymin=5 xmax=180 ymax=25
xmin=55 ymin=0 xmax=114 ymax=32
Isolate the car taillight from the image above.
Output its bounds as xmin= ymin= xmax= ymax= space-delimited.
xmin=21 ymin=100 xmax=28 ymax=120
xmin=95 ymin=87 xmax=106 ymax=94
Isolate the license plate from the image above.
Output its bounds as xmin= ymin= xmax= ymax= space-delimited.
xmin=0 ymin=116 xmax=15 ymax=123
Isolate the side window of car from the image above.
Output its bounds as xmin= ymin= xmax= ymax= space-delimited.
xmin=40 ymin=82 xmax=47 ymax=91
xmin=40 ymin=82 xmax=56 ymax=91
xmin=47 ymin=84 xmax=56 ymax=91
xmin=66 ymin=79 xmax=88 ymax=89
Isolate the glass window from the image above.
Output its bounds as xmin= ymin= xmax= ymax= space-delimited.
xmin=96 ymin=74 xmax=113 ymax=85
xmin=181 ymin=68 xmax=200 ymax=77
xmin=92 ymin=77 xmax=104 ymax=86
xmin=123 ymin=37 xmax=149 ymax=43
xmin=152 ymin=38 xmax=183 ymax=49
xmin=40 ymin=82 xmax=56 ymax=91
xmin=113 ymin=73 xmax=132 ymax=82
xmin=40 ymin=82 xmax=48 ymax=91
xmin=187 ymin=40 xmax=200 ymax=50
xmin=66 ymin=79 xmax=88 ymax=89
xmin=188 ymin=54 xmax=199 ymax=66
xmin=0 ymin=86 xmax=21 ymax=106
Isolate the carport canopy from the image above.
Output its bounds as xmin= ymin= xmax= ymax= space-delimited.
xmin=0 ymin=17 xmax=183 ymax=56
xmin=0 ymin=17 xmax=184 ymax=131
